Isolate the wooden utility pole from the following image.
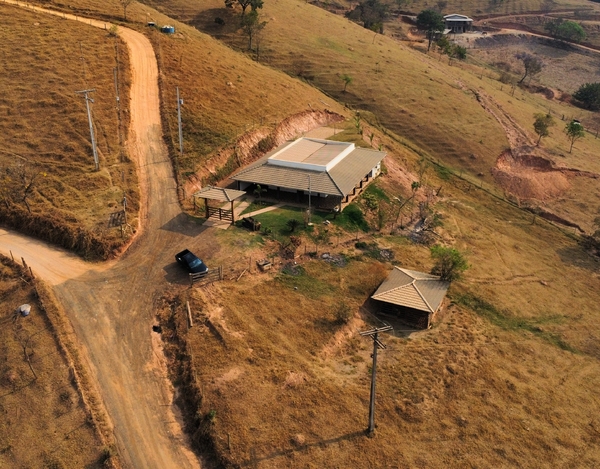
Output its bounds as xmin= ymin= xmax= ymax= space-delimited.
xmin=359 ymin=325 xmax=392 ymax=437
xmin=177 ymin=87 xmax=184 ymax=157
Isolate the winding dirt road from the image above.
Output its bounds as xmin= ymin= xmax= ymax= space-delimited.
xmin=1 ymin=2 xmax=205 ymax=468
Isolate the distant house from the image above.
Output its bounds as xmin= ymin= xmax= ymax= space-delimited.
xmin=444 ymin=14 xmax=473 ymax=34
xmin=371 ymin=267 xmax=450 ymax=329
xmin=231 ymin=138 xmax=385 ymax=210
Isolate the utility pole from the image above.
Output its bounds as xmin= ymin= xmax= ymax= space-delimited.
xmin=75 ymin=89 xmax=99 ymax=171
xmin=177 ymin=87 xmax=184 ymax=157
xmin=79 ymin=42 xmax=87 ymax=84
xmin=114 ymin=67 xmax=123 ymax=152
xmin=359 ymin=325 xmax=393 ymax=437
xmin=307 ymin=174 xmax=312 ymax=226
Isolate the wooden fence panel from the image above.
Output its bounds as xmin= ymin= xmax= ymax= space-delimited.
xmin=190 ymin=265 xmax=224 ymax=287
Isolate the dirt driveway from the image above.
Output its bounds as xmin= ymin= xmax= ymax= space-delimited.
xmin=0 ymin=2 xmax=206 ymax=468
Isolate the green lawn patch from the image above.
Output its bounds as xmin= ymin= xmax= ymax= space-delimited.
xmin=251 ymin=206 xmax=330 ymax=237
xmin=240 ymin=200 xmax=277 ymax=215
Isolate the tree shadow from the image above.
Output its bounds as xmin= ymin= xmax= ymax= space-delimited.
xmin=556 ymin=244 xmax=600 ymax=272
xmin=188 ymin=7 xmax=240 ymax=36
xmin=240 ymin=430 xmax=366 ymax=467
xmin=160 ymin=213 xmax=208 ymax=237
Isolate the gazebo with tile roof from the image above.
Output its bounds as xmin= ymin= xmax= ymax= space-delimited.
xmin=193 ymin=186 xmax=246 ymax=225
xmin=371 ymin=267 xmax=450 ymax=329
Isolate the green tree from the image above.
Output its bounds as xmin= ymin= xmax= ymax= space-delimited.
xmin=241 ymin=10 xmax=266 ymax=50
xmin=416 ymin=10 xmax=445 ymax=51
xmin=565 ymin=120 xmax=585 ymax=153
xmin=430 ymin=245 xmax=468 ymax=282
xmin=544 ymin=18 xmax=586 ymax=43
xmin=345 ymin=0 xmax=389 ymax=33
xmin=515 ymin=52 xmax=543 ymax=84
xmin=533 ymin=113 xmax=555 ymax=145
xmin=227 ymin=0 xmax=263 ymax=17
xmin=573 ymin=83 xmax=600 ymax=111
xmin=341 ymin=74 xmax=353 ymax=92
xmin=436 ymin=35 xmax=451 ymax=55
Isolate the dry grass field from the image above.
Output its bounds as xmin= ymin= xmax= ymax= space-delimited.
xmin=6 ymin=0 xmax=600 ymax=468
xmin=0 ymin=4 xmax=136 ymax=258
xmin=0 ymin=256 xmax=107 ymax=468
xmin=158 ymin=131 xmax=600 ymax=467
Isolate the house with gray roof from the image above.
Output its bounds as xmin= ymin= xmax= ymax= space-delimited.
xmin=371 ymin=267 xmax=450 ymax=329
xmin=444 ymin=14 xmax=473 ymax=33
xmin=231 ymin=138 xmax=385 ymax=210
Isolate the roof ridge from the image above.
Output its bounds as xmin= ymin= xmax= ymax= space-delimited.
xmin=327 ymin=171 xmax=344 ymax=197
xmin=412 ymin=280 xmax=435 ymax=313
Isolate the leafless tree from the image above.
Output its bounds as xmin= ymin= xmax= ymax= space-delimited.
xmin=120 ymin=0 xmax=134 ymax=21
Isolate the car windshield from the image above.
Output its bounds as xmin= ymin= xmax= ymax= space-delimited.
xmin=188 ymin=257 xmax=202 ymax=268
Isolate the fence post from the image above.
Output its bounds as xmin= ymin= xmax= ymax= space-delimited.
xmin=186 ymin=301 xmax=193 ymax=328
xmin=189 ymin=273 xmax=194 ymax=287
xmin=219 ymin=265 xmax=223 ymax=280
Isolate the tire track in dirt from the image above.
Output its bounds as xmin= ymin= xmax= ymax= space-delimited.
xmin=0 ymin=2 xmax=203 ymax=468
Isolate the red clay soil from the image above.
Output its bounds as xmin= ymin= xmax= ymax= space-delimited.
xmin=492 ymin=150 xmax=571 ymax=201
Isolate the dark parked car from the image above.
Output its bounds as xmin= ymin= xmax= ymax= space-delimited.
xmin=175 ymin=249 xmax=208 ymax=275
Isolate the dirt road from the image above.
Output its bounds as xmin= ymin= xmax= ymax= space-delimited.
xmin=0 ymin=2 xmax=205 ymax=468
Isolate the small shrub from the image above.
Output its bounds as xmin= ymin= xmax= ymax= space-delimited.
xmin=286 ymin=218 xmax=300 ymax=232
xmin=363 ymin=192 xmax=379 ymax=211
xmin=257 ymin=135 xmax=275 ymax=153
xmin=214 ymin=17 xmax=225 ymax=25
xmin=434 ymin=165 xmax=452 ymax=181
xmin=343 ymin=203 xmax=369 ymax=231
xmin=334 ymin=301 xmax=353 ymax=324
xmin=355 ymin=241 xmax=368 ymax=249
xmin=499 ymin=71 xmax=514 ymax=84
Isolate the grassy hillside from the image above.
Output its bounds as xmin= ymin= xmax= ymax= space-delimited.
xmin=147 ymin=0 xmax=509 ymax=179
xmin=159 ymin=131 xmax=600 ymax=468
xmin=144 ymin=0 xmax=600 ymax=230
xmin=7 ymin=1 xmax=600 ymax=468
xmin=0 ymin=3 xmax=136 ymax=258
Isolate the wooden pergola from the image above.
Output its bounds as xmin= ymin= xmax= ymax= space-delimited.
xmin=192 ymin=186 xmax=246 ymax=225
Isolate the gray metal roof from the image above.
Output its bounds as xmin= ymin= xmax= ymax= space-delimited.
xmin=193 ymin=186 xmax=246 ymax=202
xmin=269 ymin=138 xmax=352 ymax=166
xmin=371 ymin=267 xmax=450 ymax=313
xmin=329 ymin=148 xmax=384 ymax=195
xmin=444 ymin=14 xmax=473 ymax=21
xmin=232 ymin=139 xmax=385 ymax=197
